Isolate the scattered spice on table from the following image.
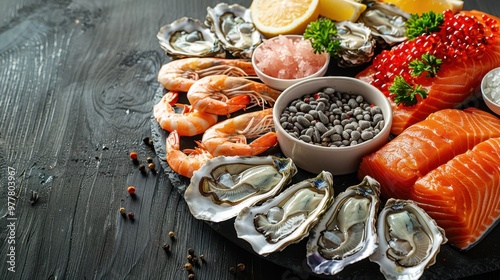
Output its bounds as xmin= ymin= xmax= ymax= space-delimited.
xmin=129 ymin=151 xmax=138 ymax=161
xmin=127 ymin=186 xmax=136 ymax=195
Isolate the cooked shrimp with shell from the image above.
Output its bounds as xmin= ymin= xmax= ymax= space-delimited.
xmin=158 ymin=57 xmax=256 ymax=92
xmin=187 ymin=75 xmax=281 ymax=116
xmin=154 ymin=95 xmax=218 ymax=136
xmin=165 ymin=130 xmax=213 ymax=178
xmin=201 ymin=108 xmax=277 ymax=157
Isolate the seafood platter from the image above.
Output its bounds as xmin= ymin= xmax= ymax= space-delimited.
xmin=151 ymin=1 xmax=500 ymax=279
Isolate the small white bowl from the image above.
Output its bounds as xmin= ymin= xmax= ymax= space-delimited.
xmin=272 ymin=76 xmax=393 ymax=175
xmin=481 ymin=67 xmax=500 ymax=116
xmin=252 ymin=35 xmax=329 ymax=91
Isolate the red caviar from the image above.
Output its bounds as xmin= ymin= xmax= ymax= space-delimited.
xmin=371 ymin=10 xmax=497 ymax=95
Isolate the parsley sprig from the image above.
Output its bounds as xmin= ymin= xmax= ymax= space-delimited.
xmin=409 ymin=53 xmax=442 ymax=78
xmin=303 ymin=18 xmax=341 ymax=55
xmin=389 ymin=76 xmax=428 ymax=107
xmin=406 ymin=11 xmax=444 ymax=40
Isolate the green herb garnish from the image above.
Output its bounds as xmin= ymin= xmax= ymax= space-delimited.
xmin=406 ymin=11 xmax=444 ymax=40
xmin=409 ymin=53 xmax=442 ymax=78
xmin=303 ymin=18 xmax=341 ymax=55
xmin=389 ymin=76 xmax=428 ymax=106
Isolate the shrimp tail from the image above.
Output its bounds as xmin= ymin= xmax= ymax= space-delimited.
xmin=249 ymin=132 xmax=278 ymax=155
xmin=166 ymin=131 xmax=212 ymax=178
xmin=164 ymin=91 xmax=179 ymax=105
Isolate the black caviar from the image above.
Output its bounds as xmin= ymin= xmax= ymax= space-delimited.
xmin=279 ymin=87 xmax=385 ymax=147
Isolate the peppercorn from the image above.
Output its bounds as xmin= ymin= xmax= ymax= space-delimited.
xmin=188 ymin=248 xmax=195 ymax=255
xmin=146 ymin=157 xmax=154 ymax=163
xmin=119 ymin=207 xmax=126 ymax=215
xmin=169 ymin=231 xmax=175 ymax=238
xmin=187 ymin=254 xmax=193 ymax=262
xmin=127 ymin=186 xmax=136 ymax=195
xmin=184 ymin=262 xmax=193 ymax=271
xmin=237 ymin=263 xmax=245 ymax=272
xmin=148 ymin=163 xmax=156 ymax=173
xmin=138 ymin=164 xmax=147 ymax=174
xmin=187 ymin=273 xmax=195 ymax=279
xmin=127 ymin=212 xmax=135 ymax=220
xmin=129 ymin=152 xmax=138 ymax=161
xmin=143 ymin=137 xmax=151 ymax=146
xmin=199 ymin=254 xmax=206 ymax=263
xmin=229 ymin=267 xmax=236 ymax=274
xmin=162 ymin=243 xmax=170 ymax=252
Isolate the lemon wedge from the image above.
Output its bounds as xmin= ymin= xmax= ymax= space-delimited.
xmin=250 ymin=0 xmax=320 ymax=38
xmin=318 ymin=0 xmax=367 ymax=22
xmin=380 ymin=0 xmax=463 ymax=15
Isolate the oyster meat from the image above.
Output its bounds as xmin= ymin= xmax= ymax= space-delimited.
xmin=234 ymin=171 xmax=334 ymax=256
xmin=306 ymin=176 xmax=381 ymax=275
xmin=357 ymin=1 xmax=410 ymax=47
xmin=334 ymin=21 xmax=376 ymax=67
xmin=157 ymin=17 xmax=225 ymax=59
xmin=370 ymin=199 xmax=447 ymax=280
xmin=205 ymin=3 xmax=262 ymax=59
xmin=184 ymin=156 xmax=297 ymax=222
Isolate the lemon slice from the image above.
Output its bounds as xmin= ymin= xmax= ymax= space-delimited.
xmin=250 ymin=0 xmax=320 ymax=38
xmin=318 ymin=0 xmax=367 ymax=22
xmin=380 ymin=0 xmax=463 ymax=15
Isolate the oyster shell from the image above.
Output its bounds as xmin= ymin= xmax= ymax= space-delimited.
xmin=184 ymin=156 xmax=297 ymax=222
xmin=370 ymin=199 xmax=447 ymax=280
xmin=234 ymin=171 xmax=334 ymax=256
xmin=334 ymin=21 xmax=376 ymax=67
xmin=205 ymin=3 xmax=262 ymax=59
xmin=306 ymin=176 xmax=381 ymax=275
xmin=157 ymin=17 xmax=225 ymax=59
xmin=357 ymin=1 xmax=410 ymax=48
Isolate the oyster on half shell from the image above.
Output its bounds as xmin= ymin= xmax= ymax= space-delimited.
xmin=306 ymin=176 xmax=381 ymax=276
xmin=234 ymin=171 xmax=334 ymax=256
xmin=205 ymin=3 xmax=262 ymax=59
xmin=184 ymin=156 xmax=297 ymax=222
xmin=370 ymin=199 xmax=447 ymax=280
xmin=157 ymin=17 xmax=225 ymax=59
xmin=357 ymin=1 xmax=410 ymax=48
xmin=334 ymin=21 xmax=376 ymax=67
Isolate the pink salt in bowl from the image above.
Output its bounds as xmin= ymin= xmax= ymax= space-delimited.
xmin=252 ymin=35 xmax=330 ymax=90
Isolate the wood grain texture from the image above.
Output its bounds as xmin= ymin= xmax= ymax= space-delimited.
xmin=0 ymin=0 xmax=499 ymax=280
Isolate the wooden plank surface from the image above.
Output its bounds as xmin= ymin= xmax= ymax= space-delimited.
xmin=0 ymin=0 xmax=499 ymax=279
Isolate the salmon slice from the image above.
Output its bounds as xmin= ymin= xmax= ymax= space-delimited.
xmin=356 ymin=10 xmax=500 ymax=135
xmin=358 ymin=108 xmax=500 ymax=200
xmin=410 ymin=137 xmax=500 ymax=250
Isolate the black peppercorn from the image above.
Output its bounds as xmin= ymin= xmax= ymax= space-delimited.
xmin=162 ymin=243 xmax=170 ymax=252
xmin=237 ymin=263 xmax=245 ymax=272
xmin=138 ymin=164 xmax=147 ymax=174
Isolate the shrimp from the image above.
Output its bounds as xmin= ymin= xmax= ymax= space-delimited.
xmin=201 ymin=108 xmax=278 ymax=157
xmin=154 ymin=94 xmax=218 ymax=136
xmin=187 ymin=75 xmax=282 ymax=116
xmin=158 ymin=57 xmax=256 ymax=92
xmin=166 ymin=130 xmax=213 ymax=178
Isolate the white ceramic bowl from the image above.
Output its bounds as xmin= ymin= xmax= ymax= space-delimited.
xmin=252 ymin=35 xmax=329 ymax=90
xmin=272 ymin=76 xmax=393 ymax=175
xmin=481 ymin=67 xmax=500 ymax=116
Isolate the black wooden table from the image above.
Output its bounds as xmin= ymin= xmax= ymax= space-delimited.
xmin=1 ymin=0 xmax=499 ymax=279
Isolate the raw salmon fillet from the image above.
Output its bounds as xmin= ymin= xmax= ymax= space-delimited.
xmin=357 ymin=10 xmax=500 ymax=135
xmin=358 ymin=108 xmax=500 ymax=200
xmin=410 ymin=137 xmax=500 ymax=250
